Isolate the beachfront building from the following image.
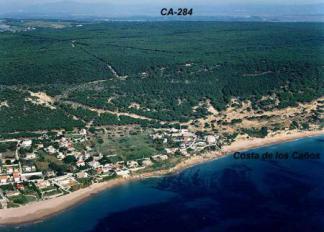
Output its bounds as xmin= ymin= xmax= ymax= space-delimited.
xmin=142 ymin=158 xmax=153 ymax=167
xmin=35 ymin=179 xmax=51 ymax=189
xmin=115 ymin=168 xmax=130 ymax=178
xmin=50 ymin=174 xmax=79 ymax=191
xmin=152 ymin=154 xmax=169 ymax=161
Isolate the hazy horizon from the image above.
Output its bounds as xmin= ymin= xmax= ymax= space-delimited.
xmin=0 ymin=0 xmax=323 ymax=21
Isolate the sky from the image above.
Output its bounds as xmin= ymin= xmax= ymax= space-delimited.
xmin=0 ymin=0 xmax=322 ymax=3
xmin=0 ymin=0 xmax=323 ymax=20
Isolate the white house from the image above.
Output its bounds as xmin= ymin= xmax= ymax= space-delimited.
xmin=115 ymin=168 xmax=130 ymax=178
xmin=79 ymin=129 xmax=87 ymax=136
xmin=152 ymin=154 xmax=169 ymax=161
xmin=76 ymin=160 xmax=85 ymax=167
xmin=6 ymin=166 xmax=14 ymax=174
xmin=46 ymin=146 xmax=57 ymax=154
xmin=206 ymin=135 xmax=217 ymax=144
xmin=88 ymin=160 xmax=100 ymax=169
xmin=25 ymin=165 xmax=36 ymax=172
xmin=21 ymin=140 xmax=32 ymax=148
xmin=57 ymin=152 xmax=65 ymax=160
xmin=35 ymin=179 xmax=51 ymax=189
xmin=24 ymin=153 xmax=36 ymax=160
xmin=142 ymin=158 xmax=153 ymax=166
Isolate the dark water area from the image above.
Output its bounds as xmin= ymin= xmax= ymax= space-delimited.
xmin=3 ymin=135 xmax=324 ymax=232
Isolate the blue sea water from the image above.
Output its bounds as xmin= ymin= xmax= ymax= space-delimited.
xmin=1 ymin=135 xmax=324 ymax=232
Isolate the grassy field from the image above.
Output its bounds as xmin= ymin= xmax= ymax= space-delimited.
xmin=96 ymin=131 xmax=158 ymax=161
xmin=8 ymin=194 xmax=37 ymax=205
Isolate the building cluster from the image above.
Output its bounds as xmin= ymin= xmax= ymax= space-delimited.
xmin=0 ymin=127 xmax=219 ymax=208
xmin=151 ymin=128 xmax=219 ymax=156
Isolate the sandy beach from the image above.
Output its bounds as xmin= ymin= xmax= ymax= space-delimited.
xmin=0 ymin=129 xmax=323 ymax=225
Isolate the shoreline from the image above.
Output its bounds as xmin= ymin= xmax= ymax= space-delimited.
xmin=0 ymin=129 xmax=323 ymax=226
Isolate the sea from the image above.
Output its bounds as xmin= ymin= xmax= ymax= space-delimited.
xmin=1 ymin=135 xmax=324 ymax=232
